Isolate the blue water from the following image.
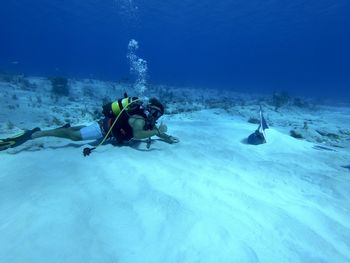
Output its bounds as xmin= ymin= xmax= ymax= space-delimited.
xmin=1 ymin=0 xmax=349 ymax=99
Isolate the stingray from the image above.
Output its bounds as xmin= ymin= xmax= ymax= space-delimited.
xmin=247 ymin=105 xmax=269 ymax=145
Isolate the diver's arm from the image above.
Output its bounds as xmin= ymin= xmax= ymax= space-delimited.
xmin=129 ymin=116 xmax=179 ymax=143
xmin=134 ymin=129 xmax=159 ymax=139
xmin=129 ymin=116 xmax=160 ymax=139
xmin=153 ymin=124 xmax=179 ymax=143
xmin=156 ymin=132 xmax=179 ymax=144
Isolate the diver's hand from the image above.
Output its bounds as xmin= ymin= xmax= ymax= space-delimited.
xmin=159 ymin=134 xmax=179 ymax=144
xmin=155 ymin=123 xmax=179 ymax=144
xmin=168 ymin=136 xmax=179 ymax=144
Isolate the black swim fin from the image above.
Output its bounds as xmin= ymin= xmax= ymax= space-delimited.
xmin=0 ymin=127 xmax=41 ymax=151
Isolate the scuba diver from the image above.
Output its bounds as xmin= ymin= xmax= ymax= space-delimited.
xmin=0 ymin=95 xmax=179 ymax=155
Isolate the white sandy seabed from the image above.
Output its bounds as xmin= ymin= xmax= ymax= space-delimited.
xmin=0 ymin=109 xmax=350 ymax=263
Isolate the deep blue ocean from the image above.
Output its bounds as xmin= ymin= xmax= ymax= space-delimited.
xmin=1 ymin=0 xmax=349 ymax=100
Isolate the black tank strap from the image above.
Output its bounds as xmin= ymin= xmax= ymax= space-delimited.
xmin=118 ymin=99 xmax=124 ymax=111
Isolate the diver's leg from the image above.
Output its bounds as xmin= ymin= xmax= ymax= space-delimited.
xmin=32 ymin=126 xmax=85 ymax=141
xmin=0 ymin=123 xmax=104 ymax=151
xmin=32 ymin=122 xmax=104 ymax=141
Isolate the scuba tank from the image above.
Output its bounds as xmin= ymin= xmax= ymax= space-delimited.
xmin=102 ymin=93 xmax=142 ymax=118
